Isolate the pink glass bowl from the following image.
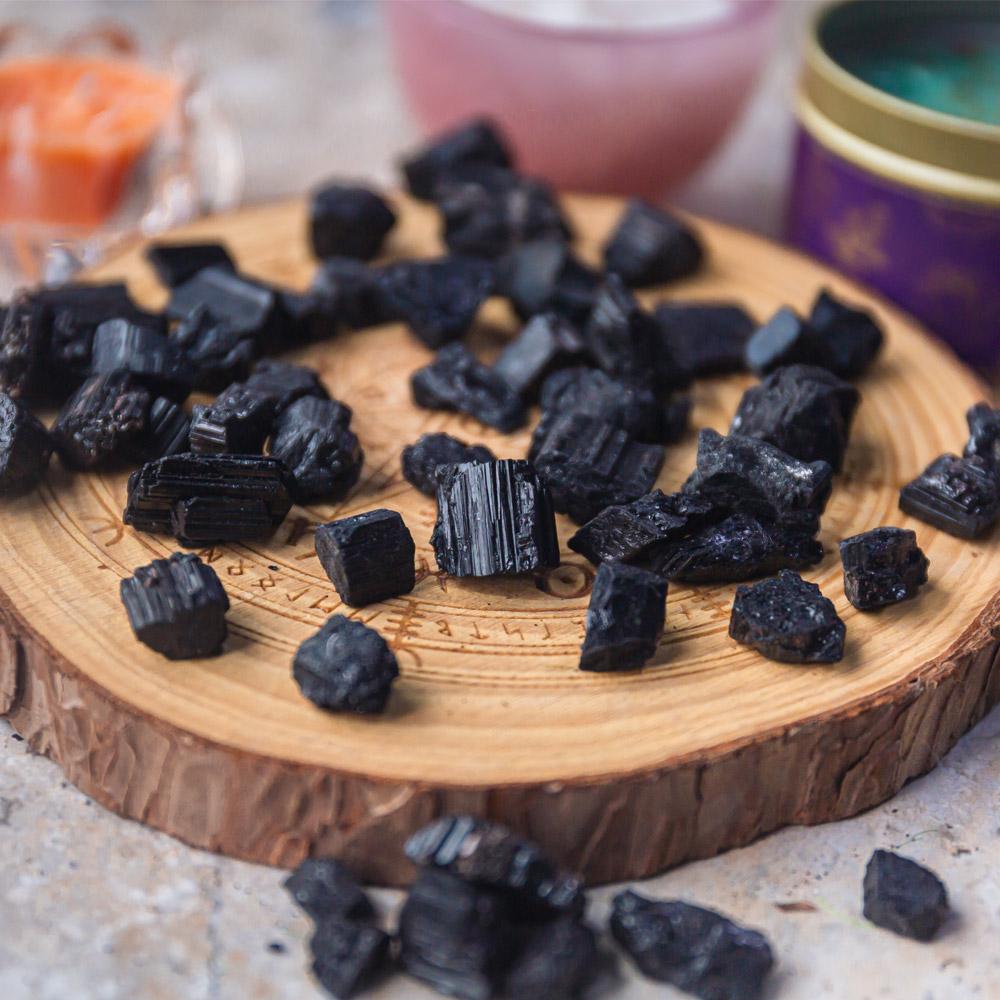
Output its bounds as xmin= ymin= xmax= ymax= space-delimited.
xmin=383 ymin=0 xmax=777 ymax=198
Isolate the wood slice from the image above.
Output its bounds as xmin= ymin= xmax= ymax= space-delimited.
xmin=2 ymin=195 xmax=999 ymax=886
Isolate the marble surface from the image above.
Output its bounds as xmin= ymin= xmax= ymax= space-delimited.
xmin=1 ymin=2 xmax=998 ymax=999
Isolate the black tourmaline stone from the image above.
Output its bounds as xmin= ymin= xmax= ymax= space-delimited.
xmin=189 ymin=382 xmax=276 ymax=455
xmin=402 ymin=118 xmax=514 ymax=201
xmin=0 ymin=392 xmax=52 ymax=495
xmin=377 ymin=256 xmax=494 ymax=349
xmin=309 ymin=183 xmax=396 ymax=261
xmin=405 ymin=815 xmax=585 ymax=917
xmin=683 ymin=429 xmax=833 ymax=535
xmin=51 ymin=371 xmax=150 ymax=469
xmin=90 ymin=318 xmax=193 ymax=402
xmin=411 ymin=342 xmax=526 ymax=432
xmin=119 ymin=552 xmax=229 ymax=659
xmin=744 ymin=306 xmax=834 ymax=376
xmin=244 ymin=359 xmax=329 ymax=415
xmin=603 ymin=200 xmax=704 ymax=288
xmin=492 ymin=313 xmax=587 ymax=399
xmin=432 ymin=460 xmax=559 ymax=576
xmin=730 ymin=364 xmax=860 ymax=471
xmin=293 ymin=614 xmax=399 ymax=714
xmin=653 ymin=302 xmax=754 ymax=376
xmin=809 ymin=287 xmax=884 ymax=378
xmin=123 ymin=453 xmax=293 ymax=544
xmin=145 ymin=241 xmax=235 ymax=288
xmin=310 ymin=257 xmax=383 ymax=330
xmin=729 ymin=570 xmax=845 ymax=663
xmin=899 ymin=453 xmax=1000 ymax=539
xmin=583 ymin=275 xmax=658 ymax=386
xmin=269 ymin=397 xmax=364 ymax=504
xmin=505 ymin=917 xmax=599 ymax=1000
xmin=310 ymin=917 xmax=391 ymax=1000
xmin=285 ymin=858 xmax=375 ymax=923
xmin=579 ymin=562 xmax=667 ymax=672
xmin=0 ymin=290 xmax=49 ymax=399
xmin=401 ymin=433 xmax=496 ymax=497
xmin=132 ymin=396 xmax=191 ymax=461
xmin=531 ymin=412 xmax=664 ymax=524
xmin=610 ymin=890 xmax=774 ymax=1000
xmin=963 ymin=402 xmax=1000 ymax=471
xmin=495 ymin=239 xmax=599 ymax=326
xmin=168 ymin=305 xmax=257 ymax=391
xmin=840 ymin=527 xmax=929 ymax=611
xmin=315 ymin=509 xmax=416 ymax=607
xmin=661 ymin=394 xmax=692 ymax=445
xmin=862 ymin=849 xmax=949 ymax=942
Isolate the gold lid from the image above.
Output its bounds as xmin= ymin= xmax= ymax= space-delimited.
xmin=799 ymin=0 xmax=1000 ymax=204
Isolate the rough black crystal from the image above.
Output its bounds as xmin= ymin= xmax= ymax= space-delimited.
xmin=495 ymin=239 xmax=599 ymax=326
xmin=862 ymin=849 xmax=949 ymax=942
xmin=653 ymin=302 xmax=754 ymax=376
xmin=119 ymin=552 xmax=229 ymax=659
xmin=189 ymin=382 xmax=276 ymax=455
xmin=899 ymin=453 xmax=1000 ymax=539
xmin=244 ymin=359 xmax=329 ymax=415
xmin=90 ymin=318 xmax=193 ymax=402
xmin=145 ymin=241 xmax=235 ymax=288
xmin=743 ymin=306 xmax=834 ymax=376
xmin=583 ymin=275 xmax=658 ymax=386
xmin=309 ymin=183 xmax=396 ymax=261
xmin=401 ymin=433 xmax=496 ymax=497
xmin=0 ymin=392 xmax=52 ymax=495
xmin=432 ymin=460 xmax=559 ymax=576
xmin=310 ymin=257 xmax=384 ymax=330
xmin=729 ymin=569 xmax=845 ymax=663
xmin=963 ymin=402 xmax=1000 ymax=471
xmin=504 ymin=917 xmax=599 ymax=1000
xmin=603 ymin=200 xmax=704 ymax=288
xmin=610 ymin=890 xmax=774 ymax=1000
xmin=492 ymin=313 xmax=587 ymax=399
xmin=809 ymin=287 xmax=884 ymax=378
xmin=0 ymin=290 xmax=48 ymax=399
xmin=285 ymin=858 xmax=375 ymax=923
xmin=840 ymin=527 xmax=928 ymax=611
xmin=315 ymin=509 xmax=416 ymax=607
xmin=310 ymin=917 xmax=390 ymax=1000
xmin=168 ymin=304 xmax=257 ymax=391
xmin=133 ymin=396 xmax=191 ymax=461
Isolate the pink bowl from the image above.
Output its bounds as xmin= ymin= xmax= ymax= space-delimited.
xmin=383 ymin=0 xmax=777 ymax=199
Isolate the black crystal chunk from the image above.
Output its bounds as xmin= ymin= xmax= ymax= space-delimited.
xmin=0 ymin=392 xmax=52 ymax=495
xmin=862 ymin=849 xmax=949 ymax=942
xmin=653 ymin=302 xmax=754 ymax=377
xmin=729 ymin=569 xmax=845 ymax=663
xmin=504 ymin=917 xmax=599 ymax=1000
xmin=134 ymin=396 xmax=190 ymax=461
xmin=583 ymin=275 xmax=658 ymax=386
xmin=492 ymin=313 xmax=587 ymax=400
xmin=311 ymin=257 xmax=384 ymax=330
xmin=840 ymin=527 xmax=928 ymax=610
xmin=603 ymin=200 xmax=704 ymax=288
xmin=402 ymin=118 xmax=514 ymax=201
xmin=0 ymin=290 xmax=48 ymax=399
xmin=51 ymin=371 xmax=150 ymax=469
xmin=377 ymin=256 xmax=494 ymax=349
xmin=432 ymin=460 xmax=559 ymax=576
xmin=123 ymin=453 xmax=293 ymax=544
xmin=661 ymin=394 xmax=692 ymax=445
xmin=284 ymin=858 xmax=375 ymax=923
xmin=315 ymin=509 xmax=416 ymax=607
xmin=145 ymin=241 xmax=235 ymax=288
xmin=809 ymin=287 xmax=884 ymax=378
xmin=531 ymin=412 xmax=664 ymax=525
xmin=189 ymin=382 xmax=276 ymax=455
xmin=310 ymin=917 xmax=391 ymax=1000
xmin=579 ymin=562 xmax=667 ymax=672
xmin=269 ymin=396 xmax=363 ymax=504
xmin=404 ymin=815 xmax=585 ymax=918
xmin=610 ymin=890 xmax=774 ymax=1000
xmin=899 ymin=453 xmax=1000 ymax=539
xmin=730 ymin=364 xmax=860 ymax=471
xmin=245 ymin=359 xmax=329 ymax=415
xmin=495 ymin=239 xmax=599 ymax=326
xmin=401 ymin=432 xmax=496 ymax=497
xmin=309 ymin=183 xmax=396 ymax=262
xmin=119 ymin=552 xmax=229 ymax=659
xmin=168 ymin=305 xmax=257 ymax=391
xmin=279 ymin=288 xmax=339 ymax=344
xmin=743 ymin=306 xmax=834 ymax=376
xmin=963 ymin=402 xmax=1000 ymax=471
xmin=90 ymin=318 xmax=193 ymax=402
xmin=411 ymin=342 xmax=525 ymax=432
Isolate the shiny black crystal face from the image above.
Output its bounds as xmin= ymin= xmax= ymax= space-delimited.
xmin=119 ymin=552 xmax=229 ymax=660
xmin=862 ymin=849 xmax=949 ymax=941
xmin=579 ymin=562 xmax=667 ymax=672
xmin=244 ymin=359 xmax=329 ymax=415
xmin=653 ymin=302 xmax=754 ymax=377
xmin=0 ymin=392 xmax=52 ymax=495
xmin=492 ymin=312 xmax=587 ymax=400
xmin=899 ymin=453 xmax=1000 ymax=539
xmin=189 ymin=382 xmax=277 ymax=455
xmin=603 ymin=199 xmax=704 ymax=288
xmin=809 ymin=287 xmax=884 ymax=378
xmin=744 ymin=306 xmax=832 ymax=376
xmin=90 ymin=318 xmax=194 ymax=403
xmin=610 ymin=890 xmax=774 ymax=1000
xmin=145 ymin=241 xmax=235 ymax=288
xmin=284 ymin=858 xmax=375 ymax=924
xmin=495 ymin=239 xmax=599 ymax=326
xmin=292 ymin=614 xmax=399 ymax=714
xmin=309 ymin=183 xmax=397 ymax=261
xmin=840 ymin=527 xmax=929 ymax=610
xmin=583 ymin=274 xmax=658 ymax=386
xmin=963 ymin=402 xmax=1000 ymax=470
xmin=401 ymin=432 xmax=495 ymax=497
xmin=729 ymin=569 xmax=846 ymax=663
xmin=135 ymin=397 xmax=191 ymax=461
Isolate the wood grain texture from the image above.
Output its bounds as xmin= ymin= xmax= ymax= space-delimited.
xmin=2 ymin=194 xmax=999 ymax=885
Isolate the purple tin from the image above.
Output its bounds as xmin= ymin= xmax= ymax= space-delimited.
xmin=787 ymin=1 xmax=1000 ymax=371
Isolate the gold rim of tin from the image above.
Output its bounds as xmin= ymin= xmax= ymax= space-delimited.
xmin=799 ymin=0 xmax=1000 ymax=204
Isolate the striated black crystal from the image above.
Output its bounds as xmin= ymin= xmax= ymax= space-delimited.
xmin=963 ymin=402 xmax=1000 ymax=471
xmin=579 ymin=562 xmax=667 ymax=672
xmin=401 ymin=432 xmax=496 ymax=497
xmin=504 ymin=917 xmax=599 ymax=1000
xmin=432 ymin=460 xmax=559 ymax=576
xmin=145 ymin=241 xmax=235 ymax=288
xmin=411 ymin=342 xmax=525 ymax=432
xmin=809 ymin=288 xmax=884 ymax=378
xmin=315 ymin=509 xmax=416 ymax=607
xmin=285 ymin=858 xmax=375 ymax=923
xmin=729 ymin=569 xmax=845 ymax=663
xmin=0 ymin=392 xmax=52 ymax=495
xmin=492 ymin=313 xmax=587 ymax=399
xmin=91 ymin=318 xmax=193 ymax=402
xmin=119 ymin=552 xmax=229 ymax=659
xmin=583 ymin=275 xmax=658 ymax=386
xmin=610 ymin=890 xmax=774 ymax=1000
xmin=134 ymin=396 xmax=190 ymax=461
xmin=245 ymin=359 xmax=329 ymax=415
xmin=495 ymin=239 xmax=599 ymax=326
xmin=899 ymin=453 xmax=1000 ymax=539
xmin=603 ymin=200 xmax=704 ymax=288
xmin=0 ymin=290 xmax=48 ymax=399
xmin=840 ymin=527 xmax=928 ymax=611
xmin=744 ymin=306 xmax=834 ymax=376
xmin=653 ymin=302 xmax=754 ymax=377
xmin=310 ymin=917 xmax=390 ymax=1000
xmin=189 ymin=382 xmax=276 ymax=455
xmin=168 ymin=305 xmax=257 ymax=391
xmin=310 ymin=257 xmax=383 ymax=330
xmin=309 ymin=183 xmax=396 ymax=261
xmin=862 ymin=849 xmax=949 ymax=942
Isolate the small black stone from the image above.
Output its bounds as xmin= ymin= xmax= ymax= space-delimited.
xmin=809 ymin=287 xmax=884 ymax=378
xmin=579 ymin=562 xmax=667 ymax=672
xmin=0 ymin=290 xmax=49 ymax=399
xmin=269 ymin=397 xmax=364 ymax=504
xmin=504 ymin=917 xmax=599 ymax=1000
xmin=145 ymin=241 xmax=236 ymax=288
xmin=245 ymin=359 xmax=329 ymax=415
xmin=744 ymin=306 xmax=834 ymax=376
xmin=411 ymin=342 xmax=526 ymax=432
xmin=840 ymin=527 xmax=929 ymax=610
xmin=315 ymin=509 xmax=416 ymax=607
xmin=310 ymin=258 xmax=384 ymax=330
xmin=189 ymin=382 xmax=277 ymax=455
xmin=899 ymin=453 xmax=1000 ymax=539
xmin=310 ymin=917 xmax=391 ymax=999
xmin=0 ymin=392 xmax=52 ymax=495
xmin=492 ymin=313 xmax=587 ymax=399
xmin=729 ymin=569 xmax=845 ymax=663
xmin=280 ymin=288 xmax=339 ymax=344
xmin=583 ymin=275 xmax=658 ymax=386
xmin=610 ymin=890 xmax=774 ymax=1000
xmin=862 ymin=849 xmax=949 ymax=942
xmin=603 ymin=199 xmax=704 ymax=288
xmin=284 ymin=858 xmax=375 ymax=923
xmin=119 ymin=552 xmax=229 ymax=659
xmin=963 ymin=401 xmax=1000 ymax=471
xmin=134 ymin=396 xmax=191 ymax=461
xmin=90 ymin=318 xmax=194 ymax=402
xmin=309 ymin=183 xmax=396 ymax=261
xmin=401 ymin=432 xmax=496 ymax=497
xmin=653 ymin=302 xmax=754 ymax=376
xmin=168 ymin=305 xmax=257 ymax=391
xmin=432 ymin=460 xmax=559 ymax=576
xmin=495 ymin=239 xmax=599 ymax=326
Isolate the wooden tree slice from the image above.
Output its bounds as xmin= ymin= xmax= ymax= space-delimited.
xmin=2 ymin=195 xmax=999 ymax=886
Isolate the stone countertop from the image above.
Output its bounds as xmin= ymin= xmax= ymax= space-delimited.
xmin=1 ymin=2 xmax=998 ymax=999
